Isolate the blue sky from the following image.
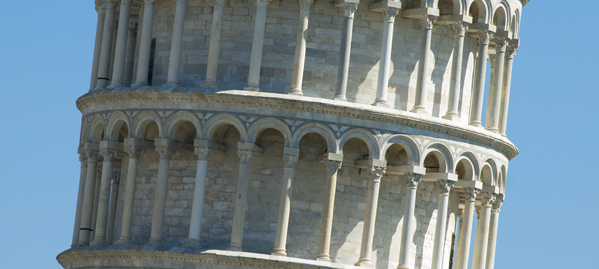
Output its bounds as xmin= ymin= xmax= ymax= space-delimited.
xmin=0 ymin=1 xmax=596 ymax=268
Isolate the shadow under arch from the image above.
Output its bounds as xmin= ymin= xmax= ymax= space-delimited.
xmin=105 ymin=111 xmax=130 ymax=142
xmin=163 ymin=111 xmax=202 ymax=140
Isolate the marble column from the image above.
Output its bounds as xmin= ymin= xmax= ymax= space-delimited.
xmin=411 ymin=15 xmax=436 ymax=114
xmin=78 ymin=144 xmax=100 ymax=246
xmin=317 ymin=154 xmax=343 ymax=261
xmin=106 ymin=174 xmax=121 ymax=244
xmin=499 ymin=45 xmax=517 ymax=136
xmin=133 ymin=0 xmax=157 ymax=86
xmin=202 ymin=0 xmax=226 ymax=88
xmin=454 ymin=187 xmax=480 ymax=269
xmin=148 ymin=139 xmax=176 ymax=245
xmin=472 ymin=192 xmax=495 ymax=269
xmin=245 ymin=0 xmax=272 ymax=91
xmin=444 ymin=22 xmax=468 ymax=120
xmin=397 ymin=173 xmax=422 ymax=269
xmin=485 ymin=195 xmax=503 ymax=269
xmin=71 ymin=151 xmax=88 ymax=247
xmin=95 ymin=0 xmax=117 ymax=89
xmin=469 ymin=30 xmax=493 ymax=127
xmin=272 ymin=149 xmax=300 ymax=256
xmin=356 ymin=165 xmax=386 ymax=266
xmin=288 ymin=0 xmax=313 ymax=96
xmin=230 ymin=143 xmax=260 ymax=250
xmin=116 ymin=138 xmax=144 ymax=244
xmin=486 ymin=38 xmax=507 ymax=133
xmin=91 ymin=142 xmax=120 ymax=245
xmin=165 ymin=0 xmax=187 ymax=86
xmin=108 ymin=0 xmax=132 ymax=88
xmin=90 ymin=162 xmax=102 ymax=240
xmin=373 ymin=8 xmax=400 ymax=107
xmin=90 ymin=3 xmax=107 ymax=91
xmin=123 ymin=21 xmax=138 ymax=86
xmin=333 ymin=2 xmax=358 ymax=101
xmin=431 ymin=179 xmax=456 ymax=269
xmin=453 ymin=208 xmax=464 ymax=266
xmin=187 ymin=140 xmax=213 ymax=245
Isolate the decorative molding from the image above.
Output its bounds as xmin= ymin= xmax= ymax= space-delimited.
xmin=370 ymin=166 xmax=386 ymax=183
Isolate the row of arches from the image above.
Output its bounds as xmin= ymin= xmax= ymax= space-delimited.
xmin=81 ymin=110 xmax=508 ymax=191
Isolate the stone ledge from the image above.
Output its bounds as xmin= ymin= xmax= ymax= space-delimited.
xmin=75 ymin=87 xmax=518 ymax=160
xmin=57 ymin=246 xmax=350 ymax=269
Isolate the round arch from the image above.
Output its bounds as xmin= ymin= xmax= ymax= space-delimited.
xmin=247 ymin=118 xmax=292 ymax=147
xmin=105 ymin=111 xmax=130 ymax=141
xmin=380 ymin=134 xmax=421 ymax=165
xmin=291 ymin=123 xmax=337 ymax=153
xmin=421 ymin=143 xmax=454 ymax=173
xmin=131 ymin=110 xmax=163 ymax=139
xmin=164 ymin=111 xmax=202 ymax=140
xmin=88 ymin=115 xmax=105 ymax=142
xmin=202 ymin=114 xmax=247 ymax=142
xmin=338 ymin=128 xmax=379 ymax=158
xmin=468 ymin=0 xmax=490 ymax=24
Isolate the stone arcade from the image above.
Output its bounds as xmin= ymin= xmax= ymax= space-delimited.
xmin=57 ymin=0 xmax=529 ymax=268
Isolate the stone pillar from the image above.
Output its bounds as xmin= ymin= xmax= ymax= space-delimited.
xmin=444 ymin=22 xmax=467 ymax=120
xmin=90 ymin=3 xmax=107 ymax=91
xmin=95 ymin=0 xmax=117 ymax=89
xmin=91 ymin=142 xmax=120 ymax=245
xmin=356 ymin=164 xmax=386 ymax=267
xmin=288 ymin=0 xmax=313 ymax=96
xmin=373 ymin=7 xmax=400 ymax=107
xmin=411 ymin=15 xmax=436 ymax=114
xmin=485 ymin=195 xmax=503 ymax=269
xmin=469 ymin=30 xmax=493 ymax=127
xmin=431 ymin=179 xmax=456 ymax=269
xmin=106 ymin=173 xmax=120 ymax=244
xmin=187 ymin=140 xmax=213 ymax=245
xmin=202 ymin=0 xmax=226 ymax=88
xmin=78 ymin=143 xmax=99 ymax=246
xmin=316 ymin=153 xmax=343 ymax=261
xmin=71 ymin=151 xmax=88 ymax=247
xmin=454 ymin=187 xmax=480 ymax=269
xmin=499 ymin=45 xmax=517 ymax=136
xmin=116 ymin=138 xmax=144 ymax=244
xmin=472 ymin=192 xmax=495 ymax=269
xmin=397 ymin=173 xmax=422 ymax=269
xmin=148 ymin=138 xmax=176 ymax=245
xmin=272 ymin=148 xmax=300 ymax=256
xmin=90 ymin=162 xmax=102 ymax=240
xmin=165 ymin=0 xmax=187 ymax=86
xmin=230 ymin=143 xmax=261 ymax=250
xmin=123 ymin=21 xmax=138 ymax=86
xmin=453 ymin=208 xmax=464 ymax=266
xmin=486 ymin=37 xmax=507 ymax=132
xmin=245 ymin=0 xmax=272 ymax=91
xmin=133 ymin=0 xmax=157 ymax=86
xmin=333 ymin=2 xmax=358 ymax=101
xmin=108 ymin=0 xmax=132 ymax=88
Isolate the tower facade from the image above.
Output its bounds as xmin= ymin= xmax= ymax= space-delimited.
xmin=58 ymin=0 xmax=529 ymax=268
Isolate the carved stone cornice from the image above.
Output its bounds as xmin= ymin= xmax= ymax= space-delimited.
xmin=369 ymin=166 xmax=386 ymax=183
xmin=76 ymin=90 xmax=519 ymax=160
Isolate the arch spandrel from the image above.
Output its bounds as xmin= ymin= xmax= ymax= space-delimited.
xmin=338 ymin=128 xmax=380 ymax=158
xmin=202 ymin=114 xmax=247 ymax=142
xmin=131 ymin=110 xmax=164 ymax=139
xmin=164 ymin=111 xmax=202 ymax=140
xmin=291 ymin=123 xmax=337 ymax=153
xmin=246 ymin=118 xmax=293 ymax=148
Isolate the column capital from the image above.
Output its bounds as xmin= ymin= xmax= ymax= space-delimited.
xmin=143 ymin=0 xmax=158 ymax=4
xmin=478 ymin=192 xmax=496 ymax=208
xmin=124 ymin=138 xmax=145 ymax=158
xmin=451 ymin=21 xmax=468 ymax=36
xmin=299 ymin=0 xmax=314 ymax=11
xmin=256 ymin=0 xmax=272 ymax=8
xmin=403 ymin=173 xmax=422 ymax=188
xmin=338 ymin=2 xmax=359 ymax=18
xmin=324 ymin=160 xmax=342 ymax=175
xmin=237 ymin=148 xmax=255 ymax=164
xmin=284 ymin=153 xmax=299 ymax=169
xmin=213 ymin=0 xmax=226 ymax=6
xmin=154 ymin=138 xmax=177 ymax=159
xmin=419 ymin=15 xmax=436 ymax=30
xmin=95 ymin=1 xmax=107 ymax=13
xmin=476 ymin=30 xmax=494 ymax=45
xmin=491 ymin=199 xmax=502 ymax=213
xmin=381 ymin=7 xmax=400 ymax=22
xmin=99 ymin=143 xmax=120 ymax=160
xmin=129 ymin=21 xmax=138 ymax=31
xmin=463 ymin=186 xmax=480 ymax=201
xmin=435 ymin=179 xmax=455 ymax=194
xmin=493 ymin=37 xmax=508 ymax=52
xmin=369 ymin=166 xmax=386 ymax=183
xmin=84 ymin=143 xmax=100 ymax=161
xmin=507 ymin=45 xmax=518 ymax=59
xmin=457 ymin=208 xmax=464 ymax=218
xmin=195 ymin=146 xmax=213 ymax=161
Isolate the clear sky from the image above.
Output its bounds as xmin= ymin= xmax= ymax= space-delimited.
xmin=0 ymin=1 xmax=595 ymax=268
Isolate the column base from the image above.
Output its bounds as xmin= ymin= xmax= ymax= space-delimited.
xmin=288 ymin=89 xmax=303 ymax=96
xmin=333 ymin=96 xmax=347 ymax=102
xmin=90 ymin=239 xmax=107 ymax=246
xmin=115 ymin=238 xmax=133 ymax=245
xmin=229 ymin=244 xmax=242 ymax=251
xmin=185 ymin=238 xmax=201 ymax=247
xmin=107 ymin=83 xmax=122 ymax=89
xmin=355 ymin=259 xmax=374 ymax=268
xmin=442 ymin=113 xmax=460 ymax=121
xmin=485 ymin=127 xmax=499 ymax=133
xmin=372 ymin=101 xmax=389 ymax=108
xmin=271 ymin=248 xmax=287 ymax=256
xmin=410 ymin=106 xmax=428 ymax=115
xmin=316 ymin=254 xmax=330 ymax=262
xmin=147 ymin=239 xmax=161 ymax=246
xmin=244 ymin=86 xmax=260 ymax=91
xmin=396 ymin=266 xmax=410 ymax=269
xmin=164 ymin=82 xmax=178 ymax=88
xmin=469 ymin=121 xmax=483 ymax=128
xmin=132 ymin=81 xmax=149 ymax=87
xmin=201 ymin=81 xmax=218 ymax=88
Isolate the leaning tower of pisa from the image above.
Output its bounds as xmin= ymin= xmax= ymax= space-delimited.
xmin=58 ymin=0 xmax=529 ymax=268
